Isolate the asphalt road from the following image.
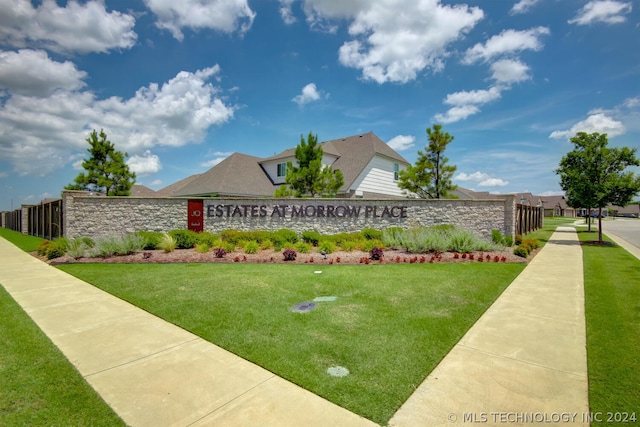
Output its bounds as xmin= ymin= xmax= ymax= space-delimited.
xmin=598 ymin=218 xmax=640 ymax=250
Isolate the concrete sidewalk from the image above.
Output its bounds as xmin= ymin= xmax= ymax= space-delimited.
xmin=1 ymin=227 xmax=590 ymax=426
xmin=389 ymin=226 xmax=590 ymax=426
xmin=0 ymin=237 xmax=376 ymax=427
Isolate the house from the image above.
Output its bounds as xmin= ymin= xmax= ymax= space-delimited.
xmin=171 ymin=132 xmax=411 ymax=199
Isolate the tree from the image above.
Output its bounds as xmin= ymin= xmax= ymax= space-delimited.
xmin=278 ymin=132 xmax=344 ymax=198
xmin=66 ymin=129 xmax=136 ymax=196
xmin=398 ymin=124 xmax=458 ymax=199
xmin=555 ymin=131 xmax=640 ymax=242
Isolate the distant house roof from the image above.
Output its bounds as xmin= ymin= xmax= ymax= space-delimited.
xmin=130 ymin=184 xmax=157 ymax=197
xmin=156 ymin=174 xmax=202 ymax=197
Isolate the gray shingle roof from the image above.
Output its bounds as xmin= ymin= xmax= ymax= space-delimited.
xmin=174 ymin=153 xmax=275 ymax=197
xmin=156 ymin=174 xmax=202 ymax=197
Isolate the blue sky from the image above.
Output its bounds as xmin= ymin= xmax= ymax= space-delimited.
xmin=1 ymin=0 xmax=639 ymax=211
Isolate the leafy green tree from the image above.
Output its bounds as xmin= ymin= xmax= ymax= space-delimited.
xmin=398 ymin=124 xmax=458 ymax=198
xmin=279 ymin=132 xmax=344 ymax=197
xmin=556 ymin=131 xmax=640 ymax=242
xmin=66 ymin=129 xmax=136 ymax=196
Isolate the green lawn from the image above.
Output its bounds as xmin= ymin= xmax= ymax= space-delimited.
xmin=0 ymin=228 xmax=45 ymax=252
xmin=0 ymin=286 xmax=125 ymax=426
xmin=58 ymin=262 xmax=524 ymax=424
xmin=579 ymin=230 xmax=640 ymax=424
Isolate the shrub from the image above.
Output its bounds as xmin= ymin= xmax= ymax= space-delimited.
xmin=282 ymin=248 xmax=297 ymax=261
xmin=158 ymin=233 xmax=177 ymax=253
xmin=45 ymin=242 xmax=66 ymax=260
xmin=168 ymin=229 xmax=198 ymax=249
xmin=362 ymin=227 xmax=383 ymax=240
xmin=65 ymin=237 xmax=95 ymax=259
xmin=318 ymin=239 xmax=336 ymax=254
xmin=243 ymin=240 xmax=260 ymax=254
xmin=369 ymin=246 xmax=384 ymax=260
xmin=382 ymin=227 xmax=404 ymax=249
xmin=37 ymin=240 xmax=51 ymax=256
xmin=260 ymin=239 xmax=274 ymax=250
xmin=295 ymin=241 xmax=312 ymax=253
xmin=522 ymin=238 xmax=540 ymax=252
xmin=338 ymin=239 xmax=357 ymax=252
xmin=214 ymin=247 xmax=226 ymax=258
xmin=222 ymin=242 xmax=236 ymax=253
xmin=504 ymin=235 xmax=514 ymax=247
xmin=220 ymin=229 xmax=243 ymax=244
xmin=135 ymin=231 xmax=163 ymax=250
xmin=515 ymin=234 xmax=523 ymax=246
xmin=196 ymin=232 xmax=219 ymax=247
xmin=195 ymin=243 xmax=210 ymax=253
xmin=302 ymin=231 xmax=322 ymax=246
xmin=513 ymin=246 xmax=529 ymax=258
xmin=89 ymin=234 xmax=145 ymax=257
xmin=491 ymin=229 xmax=504 ymax=245
xmin=362 ymin=239 xmax=384 ymax=252
xmin=273 ymin=229 xmax=299 ymax=244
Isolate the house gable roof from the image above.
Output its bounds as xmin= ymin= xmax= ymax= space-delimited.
xmin=130 ymin=184 xmax=157 ymax=197
xmin=174 ymin=153 xmax=275 ymax=197
xmin=156 ymin=174 xmax=202 ymax=197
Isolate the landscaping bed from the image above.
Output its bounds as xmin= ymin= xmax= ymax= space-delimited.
xmin=43 ymin=247 xmax=528 ymax=265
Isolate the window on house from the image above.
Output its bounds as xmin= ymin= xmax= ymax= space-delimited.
xmin=394 ymin=163 xmax=399 ymax=181
xmin=277 ymin=163 xmax=287 ymax=177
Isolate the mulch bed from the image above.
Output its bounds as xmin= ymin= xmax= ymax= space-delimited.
xmin=41 ymin=247 xmax=530 ymax=265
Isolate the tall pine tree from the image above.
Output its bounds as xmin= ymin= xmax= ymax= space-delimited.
xmin=398 ymin=124 xmax=457 ymax=199
xmin=66 ymin=129 xmax=136 ymax=196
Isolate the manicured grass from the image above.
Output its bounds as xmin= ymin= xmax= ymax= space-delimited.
xmin=0 ymin=228 xmax=44 ymax=252
xmin=0 ymin=286 xmax=125 ymax=426
xmin=579 ymin=231 xmax=640 ymax=423
xmin=58 ymin=262 xmax=524 ymax=424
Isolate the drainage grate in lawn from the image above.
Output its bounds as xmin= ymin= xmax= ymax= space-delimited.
xmin=327 ymin=366 xmax=350 ymax=377
xmin=290 ymin=301 xmax=317 ymax=313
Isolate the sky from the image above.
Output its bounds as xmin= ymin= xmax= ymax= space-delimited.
xmin=0 ymin=0 xmax=639 ymax=211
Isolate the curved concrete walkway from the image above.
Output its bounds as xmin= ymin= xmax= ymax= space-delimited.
xmin=1 ymin=227 xmax=590 ymax=426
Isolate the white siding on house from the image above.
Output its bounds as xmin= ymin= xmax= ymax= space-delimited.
xmin=351 ymin=156 xmax=407 ymax=197
xmin=261 ymin=158 xmax=295 ymax=185
xmin=262 ymin=154 xmax=340 ymax=185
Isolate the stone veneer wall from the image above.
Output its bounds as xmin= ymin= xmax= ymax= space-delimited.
xmin=63 ymin=191 xmax=188 ymax=238
xmin=63 ymin=191 xmax=516 ymax=240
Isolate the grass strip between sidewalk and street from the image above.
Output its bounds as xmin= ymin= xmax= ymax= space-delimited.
xmin=579 ymin=230 xmax=640 ymax=424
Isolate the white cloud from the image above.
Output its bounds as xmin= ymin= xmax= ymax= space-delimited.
xmin=434 ymin=86 xmax=502 ymax=123
xmin=568 ymin=1 xmax=632 ymax=25
xmin=387 ymin=135 xmax=415 ymax=151
xmin=143 ymin=0 xmax=256 ymax=41
xmin=510 ymin=0 xmax=542 ymax=15
xmin=0 ymin=65 xmax=235 ymax=175
xmin=462 ymin=27 xmax=550 ymax=64
xmin=292 ymin=83 xmax=325 ymax=106
xmin=201 ymin=151 xmax=232 ymax=168
xmin=127 ymin=150 xmax=162 ymax=176
xmin=549 ymin=112 xmax=626 ymax=139
xmin=490 ymin=59 xmax=531 ymax=84
xmin=434 ymin=105 xmax=480 ymax=124
xmin=0 ymin=50 xmax=87 ymax=97
xmin=455 ymin=171 xmax=508 ymax=187
xmin=623 ymin=97 xmax=640 ymax=108
xmin=298 ymin=0 xmax=484 ymax=83
xmin=0 ymin=0 xmax=137 ymax=54
xmin=443 ymin=86 xmax=502 ymax=107
xmin=279 ymin=0 xmax=297 ymax=24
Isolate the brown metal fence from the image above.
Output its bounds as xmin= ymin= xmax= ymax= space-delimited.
xmin=26 ymin=199 xmax=64 ymax=240
xmin=1 ymin=209 xmax=22 ymax=232
xmin=516 ymin=203 xmax=543 ymax=235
